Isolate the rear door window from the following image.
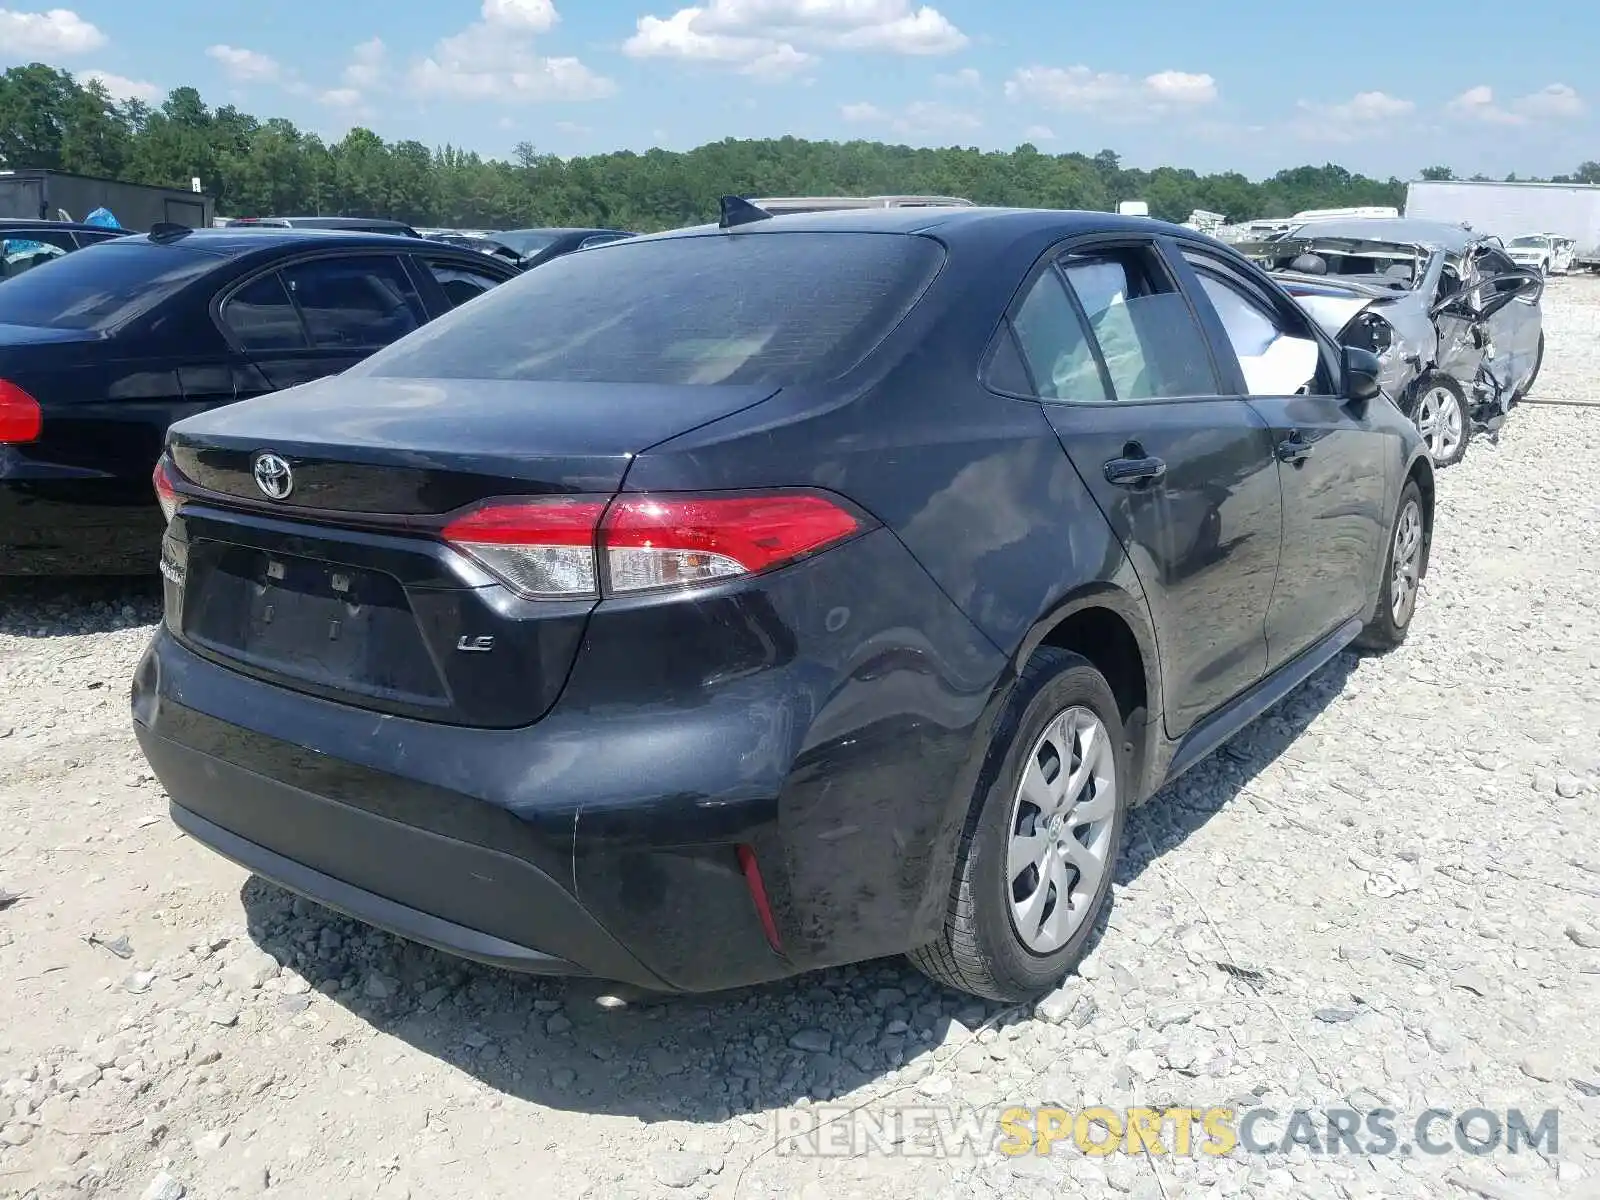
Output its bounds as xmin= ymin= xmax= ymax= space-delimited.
xmin=279 ymin=256 xmax=426 ymax=349
xmin=221 ymin=273 xmax=308 ymax=350
xmin=1060 ymin=248 xmax=1218 ymax=400
xmin=356 ymin=232 xmax=946 ymax=387
xmin=994 ymin=269 xmax=1110 ymax=403
xmin=419 ymin=258 xmax=507 ymax=309
xmin=0 ymin=239 xmax=214 ymax=329
xmin=0 ymin=232 xmax=73 ymax=280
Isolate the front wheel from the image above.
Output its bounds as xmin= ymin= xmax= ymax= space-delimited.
xmin=909 ymin=648 xmax=1126 ymax=1001
xmin=1355 ymin=480 xmax=1426 ymax=653
xmin=1408 ymin=374 xmax=1470 ymax=467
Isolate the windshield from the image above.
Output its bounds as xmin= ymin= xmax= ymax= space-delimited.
xmin=0 ymin=240 xmax=214 ymax=330
xmin=1271 ymin=239 xmax=1428 ymax=290
xmin=356 ymin=231 xmax=945 ymax=387
xmin=489 ymin=231 xmax=562 ymax=258
xmin=1508 ymin=236 xmax=1548 ymax=248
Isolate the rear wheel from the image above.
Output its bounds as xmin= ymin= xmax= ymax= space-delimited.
xmin=909 ymin=648 xmax=1126 ymax=1001
xmin=1409 ymin=374 xmax=1470 ymax=467
xmin=1355 ymin=480 xmax=1425 ymax=653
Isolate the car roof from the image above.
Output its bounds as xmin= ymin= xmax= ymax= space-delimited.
xmin=639 ymin=205 xmax=1183 ymax=242
xmin=497 ymin=227 xmax=629 ymax=236
xmin=1286 ymin=217 xmax=1480 ymax=253
xmin=113 ymin=227 xmax=481 ymax=258
xmin=227 ymin=216 xmax=414 ymax=228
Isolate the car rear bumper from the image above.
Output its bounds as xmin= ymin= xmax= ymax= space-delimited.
xmin=132 ymin=522 xmax=1008 ymax=991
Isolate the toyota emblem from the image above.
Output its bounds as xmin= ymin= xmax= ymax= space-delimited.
xmin=252 ymin=452 xmax=293 ymax=501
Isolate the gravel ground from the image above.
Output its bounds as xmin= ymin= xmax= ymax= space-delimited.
xmin=3 ymin=279 xmax=1599 ymax=1200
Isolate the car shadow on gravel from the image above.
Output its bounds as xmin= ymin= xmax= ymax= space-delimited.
xmin=237 ymin=650 xmax=1358 ymax=1124
xmin=0 ymin=576 xmax=161 ymax=637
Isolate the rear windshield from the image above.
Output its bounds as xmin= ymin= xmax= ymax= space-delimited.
xmin=0 ymin=240 xmax=214 ymax=330
xmin=355 ymin=231 xmax=945 ymax=387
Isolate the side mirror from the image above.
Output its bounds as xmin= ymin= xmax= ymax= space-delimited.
xmin=1342 ymin=346 xmax=1382 ymax=402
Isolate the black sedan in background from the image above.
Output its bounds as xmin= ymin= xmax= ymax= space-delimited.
xmin=480 ymin=227 xmax=634 ymax=269
xmin=1 ymin=218 xmax=128 ymax=280
xmin=135 ymin=207 xmax=1435 ymax=1000
xmin=0 ymin=227 xmax=517 ymax=575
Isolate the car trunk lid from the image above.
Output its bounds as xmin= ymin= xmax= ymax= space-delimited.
xmin=162 ymin=375 xmax=780 ymax=727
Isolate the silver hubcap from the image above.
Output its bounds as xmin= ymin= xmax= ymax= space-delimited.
xmin=1415 ymin=386 xmax=1463 ymax=463
xmin=1007 ymin=706 xmax=1117 ymax=953
xmin=1390 ymin=499 xmax=1423 ymax=626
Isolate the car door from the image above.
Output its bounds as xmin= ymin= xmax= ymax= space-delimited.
xmin=1471 ymin=244 xmax=1543 ymax=394
xmin=1005 ymin=238 xmax=1283 ymax=737
xmin=217 ymin=253 xmax=428 ymax=396
xmin=1175 ymin=244 xmax=1389 ymax=670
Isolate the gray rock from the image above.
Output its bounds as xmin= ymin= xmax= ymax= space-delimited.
xmin=653 ymin=1152 xmax=720 ymax=1188
xmin=1 ymin=1123 xmax=33 ymax=1146
xmin=1314 ymin=1008 xmax=1358 ymax=1024
xmin=1566 ymin=924 xmax=1600 ymax=950
xmin=208 ymin=1003 xmax=240 ymax=1027
xmin=1034 ymin=983 xmax=1077 ymax=1024
xmin=58 ymin=1062 xmax=101 ymax=1090
xmin=1519 ymin=1051 xmax=1563 ymax=1082
xmin=363 ymin=973 xmax=398 ymax=1000
xmin=788 ymin=1029 xmax=832 ymax=1054
xmin=193 ymin=1128 xmax=230 ymax=1156
xmin=545 ymin=1014 xmax=573 ymax=1035
xmin=1425 ymin=1020 xmax=1457 ymax=1053
xmin=222 ymin=950 xmax=279 ymax=992
xmin=143 ymin=1173 xmax=186 ymax=1200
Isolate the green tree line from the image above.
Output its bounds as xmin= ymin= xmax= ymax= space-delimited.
xmin=3 ymin=63 xmax=1598 ymax=231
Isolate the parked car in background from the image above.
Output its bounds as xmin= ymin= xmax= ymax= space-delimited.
xmin=0 ymin=227 xmax=516 ymax=575
xmin=135 ymin=206 xmax=1433 ymax=1002
xmin=1505 ymin=233 xmax=1576 ymax=275
xmin=0 ymin=218 xmax=129 ymax=279
xmin=477 ymin=227 xmax=635 ymax=270
xmin=1238 ymin=217 xmax=1544 ymax=466
xmin=225 ymin=216 xmax=421 ymax=238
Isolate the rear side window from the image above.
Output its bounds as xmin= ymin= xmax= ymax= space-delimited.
xmin=222 ymin=273 xmax=307 ymax=350
xmin=356 ymin=232 xmax=945 ymax=387
xmin=999 ymin=270 xmax=1109 ymax=403
xmin=0 ymin=240 xmax=214 ymax=329
xmin=1060 ymin=249 xmax=1217 ymax=399
xmin=280 ymin=256 xmax=425 ymax=349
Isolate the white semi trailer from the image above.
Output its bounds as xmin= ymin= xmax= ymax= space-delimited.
xmin=1404 ymin=179 xmax=1600 ymax=271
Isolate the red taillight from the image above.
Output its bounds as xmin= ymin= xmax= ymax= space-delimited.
xmin=441 ymin=496 xmax=609 ymax=599
xmin=0 ymin=380 xmax=42 ymax=444
xmin=152 ymin=457 xmax=181 ymax=523
xmin=602 ymin=494 xmax=861 ymax=593
xmin=440 ymin=491 xmax=861 ymax=600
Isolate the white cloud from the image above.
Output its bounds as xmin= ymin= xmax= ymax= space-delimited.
xmin=206 ymin=44 xmax=282 ymax=83
xmin=1022 ymin=124 xmax=1056 ymax=142
xmin=343 ymin=38 xmax=386 ymax=89
xmin=411 ymin=0 xmax=615 ymax=101
xmin=1144 ymin=70 xmax=1218 ymax=106
xmin=935 ymin=66 xmax=980 ymax=89
xmin=1446 ymin=83 xmax=1582 ymax=127
xmin=1005 ymin=65 xmax=1218 ymax=119
xmin=1292 ymin=90 xmax=1415 ymax=142
xmin=0 ymin=7 xmax=104 ymax=57
xmin=76 ymin=69 xmax=160 ymax=103
xmin=839 ymin=98 xmax=979 ymax=138
xmin=319 ymin=87 xmax=363 ymax=108
xmin=625 ymin=0 xmax=965 ymax=77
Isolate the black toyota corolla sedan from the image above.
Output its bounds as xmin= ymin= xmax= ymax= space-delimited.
xmin=0 ymin=227 xmax=517 ymax=575
xmin=133 ymin=206 xmax=1434 ymax=1000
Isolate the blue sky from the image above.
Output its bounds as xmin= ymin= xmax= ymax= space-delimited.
xmin=4 ymin=0 xmax=1595 ymax=179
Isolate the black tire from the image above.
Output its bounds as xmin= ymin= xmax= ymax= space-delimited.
xmin=1511 ymin=332 xmax=1545 ymax=407
xmin=1355 ymin=480 xmax=1425 ymax=653
xmin=909 ymin=648 xmax=1127 ymax=1001
xmin=1405 ymin=373 xmax=1471 ymax=467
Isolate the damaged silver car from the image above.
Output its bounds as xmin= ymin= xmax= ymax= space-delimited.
xmin=1235 ymin=218 xmax=1545 ymax=466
